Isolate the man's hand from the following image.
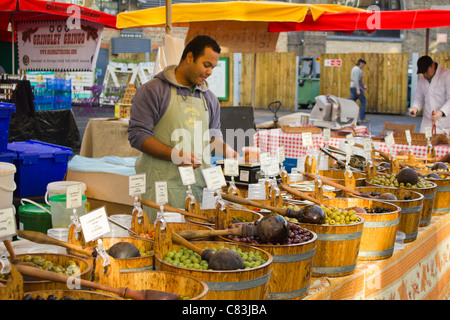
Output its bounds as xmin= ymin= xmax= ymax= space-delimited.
xmin=431 ymin=110 xmax=444 ymax=122
xmin=172 ymin=150 xmax=202 ymax=168
xmin=409 ymin=107 xmax=418 ymax=117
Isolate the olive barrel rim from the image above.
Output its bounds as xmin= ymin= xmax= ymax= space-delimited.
xmin=154 ymin=241 xmax=274 ymax=274
xmin=219 ymin=227 xmax=318 ymax=249
xmin=355 ymin=186 xmax=425 ymax=202
xmin=324 ymin=197 xmax=401 ymax=217
xmin=365 ymin=180 xmax=437 ymax=190
xmin=299 ymin=215 xmax=366 ymax=228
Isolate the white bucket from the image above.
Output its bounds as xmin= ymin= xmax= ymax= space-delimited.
xmin=0 ymin=162 xmax=16 ymax=210
xmin=164 ymin=211 xmax=185 ymax=223
xmin=103 ymin=214 xmax=132 ymax=238
xmin=45 ymin=181 xmax=87 ymax=205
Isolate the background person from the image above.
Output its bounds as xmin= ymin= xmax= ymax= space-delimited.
xmin=128 ymin=35 xmax=238 ymax=221
xmin=409 ymin=55 xmax=450 ymax=134
xmin=350 ymin=58 xmax=368 ymax=123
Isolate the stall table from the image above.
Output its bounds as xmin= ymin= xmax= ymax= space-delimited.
xmin=254 ymin=129 xmax=450 ymax=159
xmin=80 ymin=118 xmax=141 ymax=158
xmin=304 ymin=213 xmax=450 ymax=300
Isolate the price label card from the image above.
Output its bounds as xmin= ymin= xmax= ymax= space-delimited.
xmin=0 ymin=207 xmax=16 ymax=239
xmin=363 ymin=138 xmax=372 ymax=153
xmin=155 ymin=181 xmax=168 ymax=205
xmin=323 ymin=129 xmax=331 ymax=142
xmin=202 ymin=166 xmax=227 ymax=190
xmin=302 ymin=132 xmax=313 ymax=147
xmin=259 ymin=152 xmax=270 ymax=172
xmin=66 ymin=184 xmax=82 ymax=209
xmin=201 ymin=189 xmax=216 ymax=210
xmin=425 ymin=127 xmax=432 ymax=139
xmin=277 ymin=146 xmax=285 ymax=164
xmin=224 ymin=158 xmax=239 ymax=177
xmin=178 ymin=166 xmax=196 ymax=185
xmin=405 ymin=130 xmax=412 ymax=144
xmin=79 ymin=207 xmax=110 ymax=243
xmin=265 ymin=157 xmax=280 ymax=176
xmin=385 ymin=133 xmax=395 ymax=150
xmin=129 ymin=173 xmax=146 ymax=196
xmin=346 ymin=133 xmax=355 ymax=146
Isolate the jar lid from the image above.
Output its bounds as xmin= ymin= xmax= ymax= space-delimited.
xmin=19 ymin=203 xmax=51 ymax=215
xmin=49 ymin=194 xmax=87 ymax=202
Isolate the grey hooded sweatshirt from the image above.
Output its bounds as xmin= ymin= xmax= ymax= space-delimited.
xmin=127 ymin=65 xmax=223 ymax=151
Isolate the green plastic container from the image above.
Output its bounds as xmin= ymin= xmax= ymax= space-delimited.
xmin=18 ymin=203 xmax=52 ymax=234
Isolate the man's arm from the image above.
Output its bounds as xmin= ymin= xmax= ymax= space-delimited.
xmin=210 ymin=136 xmax=239 ymax=158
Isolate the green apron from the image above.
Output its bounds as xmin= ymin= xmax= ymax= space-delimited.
xmin=135 ymin=85 xmax=210 ymax=221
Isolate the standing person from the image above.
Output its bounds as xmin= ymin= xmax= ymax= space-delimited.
xmin=128 ymin=35 xmax=238 ymax=221
xmin=408 ymin=55 xmax=450 ymax=134
xmin=350 ymin=58 xmax=368 ymax=123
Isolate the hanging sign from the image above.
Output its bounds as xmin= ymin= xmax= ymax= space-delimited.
xmin=17 ymin=20 xmax=103 ymax=71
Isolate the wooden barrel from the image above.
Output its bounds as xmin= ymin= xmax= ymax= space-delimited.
xmin=318 ymin=169 xmax=366 ymax=186
xmin=324 ymin=198 xmax=400 ymax=261
xmin=418 ymin=171 xmax=450 ymax=215
xmin=220 ymin=225 xmax=317 ymax=300
xmin=133 ymin=222 xmax=214 ymax=241
xmin=23 ymin=290 xmax=123 ymax=300
xmin=68 ymin=236 xmax=154 ymax=271
xmin=299 ymin=217 xmax=365 ymax=277
xmin=1 ymin=253 xmax=93 ymax=292
xmin=354 ymin=186 xmax=424 ymax=243
xmin=185 ymin=208 xmax=263 ymax=227
xmin=95 ymin=267 xmax=208 ymax=300
xmin=155 ymin=241 xmax=273 ymax=300
xmin=366 ymin=180 xmax=437 ymax=227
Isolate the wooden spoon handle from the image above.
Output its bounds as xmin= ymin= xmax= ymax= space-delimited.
xmin=17 ymin=230 xmax=94 ymax=256
xmin=140 ymin=199 xmax=214 ymax=223
xmin=279 ymin=184 xmax=325 ymax=205
xmin=170 ymin=231 xmax=205 ymax=256
xmin=300 ymin=172 xmax=363 ymax=196
xmin=219 ymin=193 xmax=287 ymax=215
xmin=3 ymin=240 xmax=16 ymax=260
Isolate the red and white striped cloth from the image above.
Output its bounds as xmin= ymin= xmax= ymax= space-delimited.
xmin=254 ymin=129 xmax=450 ymax=159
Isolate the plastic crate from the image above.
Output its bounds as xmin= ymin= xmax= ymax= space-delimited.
xmin=0 ymin=151 xmax=16 ymax=164
xmin=7 ymin=140 xmax=73 ymax=197
xmin=0 ymin=102 xmax=15 ymax=153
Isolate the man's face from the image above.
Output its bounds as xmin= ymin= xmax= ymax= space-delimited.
xmin=422 ymin=62 xmax=436 ymax=81
xmin=185 ymin=46 xmax=220 ymax=87
xmin=359 ymin=62 xmax=366 ymax=70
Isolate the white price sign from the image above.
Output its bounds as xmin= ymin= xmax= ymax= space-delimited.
xmin=0 ymin=207 xmax=16 ymax=239
xmin=129 ymin=173 xmax=146 ymax=196
xmin=277 ymin=146 xmax=285 ymax=164
xmin=323 ymin=129 xmax=331 ymax=142
xmin=224 ymin=158 xmax=239 ymax=177
xmin=385 ymin=133 xmax=395 ymax=150
xmin=346 ymin=133 xmax=355 ymax=146
xmin=178 ymin=166 xmax=196 ymax=186
xmin=202 ymin=166 xmax=227 ymax=190
xmin=79 ymin=207 xmax=110 ymax=243
xmin=264 ymin=157 xmax=280 ymax=176
xmin=363 ymin=139 xmax=372 ymax=153
xmin=425 ymin=127 xmax=432 ymax=139
xmin=66 ymin=184 xmax=82 ymax=209
xmin=405 ymin=130 xmax=412 ymax=144
xmin=155 ymin=181 xmax=168 ymax=205
xmin=302 ymin=132 xmax=313 ymax=147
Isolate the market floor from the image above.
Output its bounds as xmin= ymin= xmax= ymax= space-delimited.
xmin=71 ymin=105 xmax=423 ymax=155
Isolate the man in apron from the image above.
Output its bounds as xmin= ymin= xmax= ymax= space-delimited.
xmin=409 ymin=55 xmax=450 ymax=134
xmin=128 ymin=35 xmax=238 ymax=221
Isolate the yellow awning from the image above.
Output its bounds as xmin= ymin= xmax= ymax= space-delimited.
xmin=116 ymin=1 xmax=365 ymax=29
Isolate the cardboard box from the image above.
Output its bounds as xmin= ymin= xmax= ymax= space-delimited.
xmin=66 ymin=170 xmax=135 ymax=207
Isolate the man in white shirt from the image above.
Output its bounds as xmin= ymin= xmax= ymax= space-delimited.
xmin=350 ymin=58 xmax=368 ymax=123
xmin=409 ymin=55 xmax=450 ymax=134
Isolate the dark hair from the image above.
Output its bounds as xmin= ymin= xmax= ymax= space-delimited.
xmin=180 ymin=35 xmax=221 ymax=62
xmin=357 ymin=58 xmax=366 ymax=65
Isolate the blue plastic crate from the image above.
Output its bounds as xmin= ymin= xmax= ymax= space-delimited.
xmin=0 ymin=102 xmax=15 ymax=153
xmin=0 ymin=151 xmax=16 ymax=164
xmin=7 ymin=140 xmax=73 ymax=197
